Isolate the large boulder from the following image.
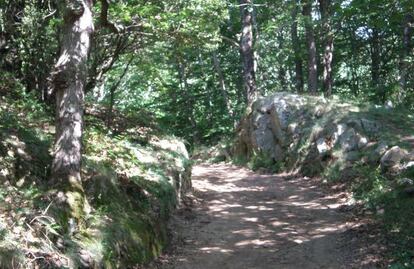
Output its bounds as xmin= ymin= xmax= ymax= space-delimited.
xmin=339 ymin=127 xmax=368 ymax=152
xmin=233 ymin=92 xmax=399 ymax=177
xmin=235 ymin=92 xmax=316 ymax=161
xmin=233 ymin=92 xmax=414 ymax=180
xmin=380 ymin=146 xmax=408 ymax=173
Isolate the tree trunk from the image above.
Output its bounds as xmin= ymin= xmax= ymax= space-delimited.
xmin=291 ymin=1 xmax=304 ymax=93
xmin=398 ymin=14 xmax=413 ymax=102
xmin=178 ymin=59 xmax=200 ymax=144
xmin=106 ymin=56 xmax=134 ymax=131
xmin=49 ymin=0 xmax=94 ymax=223
xmin=251 ymin=1 xmax=260 ymax=77
xmin=277 ymin=31 xmax=287 ymax=90
xmin=239 ymin=0 xmax=257 ymax=106
xmin=318 ymin=0 xmax=333 ymax=97
xmin=212 ymin=51 xmax=233 ymax=117
xmin=0 ymin=32 xmax=8 ymax=67
xmin=348 ymin=27 xmax=359 ymax=96
xmin=370 ymin=28 xmax=381 ymax=99
xmin=302 ymin=0 xmax=318 ymax=94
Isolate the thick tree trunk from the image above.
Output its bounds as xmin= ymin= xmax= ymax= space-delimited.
xmin=49 ymin=0 xmax=94 ymax=222
xmin=213 ymin=51 xmax=233 ymax=117
xmin=291 ymin=1 xmax=304 ymax=93
xmin=239 ymin=0 xmax=257 ymax=106
xmin=318 ymin=0 xmax=333 ymax=96
xmin=398 ymin=14 xmax=413 ymax=101
xmin=302 ymin=0 xmax=318 ymax=94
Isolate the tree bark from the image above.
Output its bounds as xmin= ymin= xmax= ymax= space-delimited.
xmin=318 ymin=0 xmax=333 ymax=97
xmin=291 ymin=1 xmax=304 ymax=93
xmin=106 ymin=56 xmax=134 ymax=130
xmin=213 ymin=51 xmax=233 ymax=118
xmin=302 ymin=0 xmax=318 ymax=94
xmin=349 ymin=28 xmax=359 ymax=96
xmin=370 ymin=28 xmax=381 ymax=99
xmin=398 ymin=14 xmax=413 ymax=101
xmin=239 ymin=0 xmax=257 ymax=106
xmin=177 ymin=59 xmax=200 ymax=144
xmin=277 ymin=31 xmax=287 ymax=90
xmin=49 ymin=0 xmax=94 ymax=222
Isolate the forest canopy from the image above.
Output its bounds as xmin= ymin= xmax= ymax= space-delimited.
xmin=1 ymin=0 xmax=412 ymax=144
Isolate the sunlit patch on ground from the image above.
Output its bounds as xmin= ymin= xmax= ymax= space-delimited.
xmin=154 ymin=163 xmax=385 ymax=269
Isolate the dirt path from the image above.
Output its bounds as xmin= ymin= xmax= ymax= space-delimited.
xmin=154 ymin=163 xmax=382 ymax=269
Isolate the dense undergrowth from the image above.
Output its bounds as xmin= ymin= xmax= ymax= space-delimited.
xmin=0 ymin=88 xmax=191 ymax=268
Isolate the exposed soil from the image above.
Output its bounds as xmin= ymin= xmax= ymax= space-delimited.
xmin=150 ymin=163 xmax=386 ymax=269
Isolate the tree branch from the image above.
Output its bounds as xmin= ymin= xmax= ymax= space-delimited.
xmin=221 ymin=35 xmax=240 ymax=48
xmin=99 ymin=0 xmax=122 ymax=33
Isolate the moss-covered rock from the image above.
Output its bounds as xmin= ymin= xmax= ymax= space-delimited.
xmin=234 ymin=92 xmax=414 ymax=180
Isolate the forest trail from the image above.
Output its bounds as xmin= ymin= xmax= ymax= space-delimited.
xmin=154 ymin=163 xmax=380 ymax=269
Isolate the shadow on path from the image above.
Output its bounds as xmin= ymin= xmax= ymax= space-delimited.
xmin=156 ymin=163 xmax=383 ymax=269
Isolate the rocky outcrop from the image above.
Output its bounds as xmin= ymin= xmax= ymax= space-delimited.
xmin=380 ymin=146 xmax=408 ymax=174
xmin=234 ymin=92 xmax=414 ymax=179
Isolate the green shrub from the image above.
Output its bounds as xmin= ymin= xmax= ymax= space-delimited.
xmin=247 ymin=151 xmax=285 ymax=173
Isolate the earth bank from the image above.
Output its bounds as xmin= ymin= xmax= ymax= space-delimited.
xmin=0 ymin=93 xmax=192 ymax=268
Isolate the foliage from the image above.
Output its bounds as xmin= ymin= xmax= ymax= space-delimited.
xmin=0 ymin=92 xmax=191 ymax=267
xmin=349 ymin=164 xmax=414 ymax=268
xmin=246 ymin=151 xmax=285 ymax=173
xmin=1 ymin=0 xmax=414 ymax=266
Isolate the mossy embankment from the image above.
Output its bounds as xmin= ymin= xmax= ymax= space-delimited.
xmin=0 ymin=91 xmax=191 ymax=268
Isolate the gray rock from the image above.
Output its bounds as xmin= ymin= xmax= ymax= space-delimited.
xmin=233 ymin=92 xmax=399 ymax=179
xmin=345 ymin=151 xmax=361 ymax=162
xmin=245 ymin=93 xmax=311 ymax=161
xmin=287 ymin=123 xmax=299 ymax=135
xmin=347 ymin=118 xmax=380 ymax=134
xmin=358 ymin=136 xmax=368 ymax=149
xmin=404 ymin=161 xmax=414 ymax=169
xmin=380 ymin=146 xmax=407 ymax=170
xmin=331 ymin=124 xmax=346 ymax=145
xmin=346 ymin=119 xmax=362 ymax=129
xmin=251 ymin=109 xmax=284 ymax=161
xmin=403 ymin=187 xmax=414 ymax=197
xmin=360 ymin=118 xmax=381 ymax=134
xmin=400 ymin=161 xmax=414 ymax=176
xmin=375 ymin=142 xmax=389 ymax=156
xmin=79 ymin=249 xmax=93 ymax=267
xmin=367 ymin=142 xmax=389 ymax=164
xmin=314 ymin=106 xmax=325 ymax=118
xmin=398 ymin=178 xmax=413 ymax=187
xmin=385 ymin=100 xmax=394 ymax=109
xmin=339 ymin=128 xmax=368 ymax=152
xmin=316 ymin=138 xmax=330 ymax=155
xmin=339 ymin=128 xmax=357 ymax=151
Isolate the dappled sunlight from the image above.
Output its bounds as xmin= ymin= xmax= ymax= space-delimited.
xmin=199 ymin=247 xmax=234 ymax=254
xmin=235 ymin=239 xmax=275 ymax=247
xmin=163 ymin=163 xmax=373 ymax=269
